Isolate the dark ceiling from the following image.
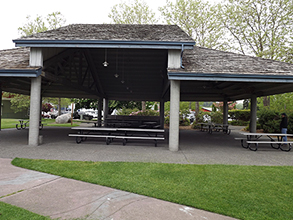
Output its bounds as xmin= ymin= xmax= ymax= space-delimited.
xmin=2 ymin=46 xmax=293 ymax=102
xmin=40 ymin=48 xmax=169 ymax=101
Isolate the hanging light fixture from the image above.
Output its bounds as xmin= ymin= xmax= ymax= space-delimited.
xmin=103 ymin=48 xmax=109 ymax=67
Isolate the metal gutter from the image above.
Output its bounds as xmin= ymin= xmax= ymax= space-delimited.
xmin=13 ymin=40 xmax=195 ymax=50
xmin=0 ymin=68 xmax=42 ymax=77
xmin=168 ymin=72 xmax=293 ymax=83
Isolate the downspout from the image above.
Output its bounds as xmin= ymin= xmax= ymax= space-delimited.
xmin=180 ymin=44 xmax=185 ymax=69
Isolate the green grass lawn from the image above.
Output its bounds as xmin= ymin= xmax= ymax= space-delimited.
xmin=10 ymin=158 xmax=293 ymax=220
xmin=1 ymin=118 xmax=80 ymax=129
xmin=0 ymin=201 xmax=50 ymax=219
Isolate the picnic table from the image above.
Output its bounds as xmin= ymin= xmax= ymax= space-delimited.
xmin=16 ymin=119 xmax=43 ymax=130
xmin=237 ymin=132 xmax=293 ymax=152
xmin=198 ymin=123 xmax=231 ymax=135
xmin=68 ymin=127 xmax=165 ymax=147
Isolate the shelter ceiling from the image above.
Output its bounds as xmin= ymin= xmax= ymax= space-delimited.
xmin=1 ymin=45 xmax=293 ymax=102
xmin=40 ymin=47 xmax=168 ymax=101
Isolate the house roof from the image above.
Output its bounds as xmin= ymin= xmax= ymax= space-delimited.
xmin=0 ymin=48 xmax=30 ymax=69
xmin=2 ymin=24 xmax=293 ymax=101
xmin=13 ymin=24 xmax=195 ymax=49
xmin=171 ymin=46 xmax=293 ymax=75
xmin=169 ymin=46 xmax=293 ymax=83
xmin=0 ymin=48 xmax=41 ymax=77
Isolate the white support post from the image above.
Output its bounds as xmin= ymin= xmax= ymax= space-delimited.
xmin=168 ymin=49 xmax=181 ymax=152
xmin=160 ymin=100 xmax=165 ymax=129
xmin=28 ymin=48 xmax=43 ymax=146
xmin=0 ymin=88 xmax=2 ymax=131
xmin=168 ymin=50 xmax=181 ymax=69
xmin=250 ymin=94 xmax=257 ymax=133
xmin=28 ymin=76 xmax=42 ymax=146
xmin=169 ymin=80 xmax=180 ymax=152
xmin=103 ymin=98 xmax=109 ymax=127
xmin=223 ymin=100 xmax=228 ymax=125
xmin=30 ymin=48 xmax=43 ymax=67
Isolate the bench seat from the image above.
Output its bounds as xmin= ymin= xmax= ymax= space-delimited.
xmin=68 ymin=133 xmax=164 ymax=146
xmin=246 ymin=141 xmax=293 ymax=144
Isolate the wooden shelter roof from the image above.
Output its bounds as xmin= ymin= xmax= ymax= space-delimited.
xmin=1 ymin=24 xmax=293 ymax=101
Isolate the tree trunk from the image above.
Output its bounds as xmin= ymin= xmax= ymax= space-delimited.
xmin=263 ymin=96 xmax=270 ymax=107
xmin=58 ymin=98 xmax=61 ymax=116
xmin=195 ymin=102 xmax=200 ymax=123
xmin=142 ymin=101 xmax=146 ymax=112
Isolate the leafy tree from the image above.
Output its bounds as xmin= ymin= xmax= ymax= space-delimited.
xmin=71 ymin=98 xmax=98 ymax=110
xmin=109 ymin=0 xmax=158 ymax=24
xmin=4 ymin=93 xmax=30 ymax=113
xmin=18 ymin=12 xmax=66 ymax=37
xmin=159 ymin=0 xmax=229 ymax=50
xmin=221 ymin=0 xmax=293 ymax=107
xmin=220 ymin=0 xmax=293 ymax=61
xmin=6 ymin=12 xmax=67 ymax=115
xmin=257 ymin=93 xmax=293 ymax=112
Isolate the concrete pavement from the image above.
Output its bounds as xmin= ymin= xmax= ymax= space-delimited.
xmin=1 ymin=125 xmax=293 ymax=219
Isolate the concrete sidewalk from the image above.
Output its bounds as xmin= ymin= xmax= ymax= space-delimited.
xmin=0 ymin=158 xmax=237 ymax=220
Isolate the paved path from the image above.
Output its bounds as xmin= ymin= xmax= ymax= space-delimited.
xmin=1 ymin=158 xmax=236 ymax=220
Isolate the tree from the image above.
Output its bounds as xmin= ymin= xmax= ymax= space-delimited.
xmin=159 ymin=0 xmax=229 ymax=50
xmin=258 ymin=93 xmax=293 ymax=112
xmin=3 ymin=93 xmax=30 ymax=113
xmin=221 ymin=0 xmax=293 ymax=107
xmin=220 ymin=0 xmax=293 ymax=61
xmin=18 ymin=12 xmax=66 ymax=37
xmin=108 ymin=0 xmax=158 ymax=24
xmin=159 ymin=0 xmax=231 ymax=121
xmin=7 ymin=12 xmax=67 ymax=115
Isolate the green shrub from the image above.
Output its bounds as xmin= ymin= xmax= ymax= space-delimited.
xmin=117 ymin=108 xmax=139 ymax=115
xmin=210 ymin=111 xmax=223 ymax=124
xmin=229 ymin=120 xmax=249 ymax=126
xmin=180 ymin=118 xmax=190 ymax=126
xmin=130 ymin=109 xmax=159 ymax=116
xmin=258 ymin=109 xmax=280 ymax=133
xmin=229 ymin=109 xmax=250 ymax=121
xmin=164 ymin=116 xmax=170 ymax=126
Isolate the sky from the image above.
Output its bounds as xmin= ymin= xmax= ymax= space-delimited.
xmin=0 ymin=0 xmax=177 ymax=50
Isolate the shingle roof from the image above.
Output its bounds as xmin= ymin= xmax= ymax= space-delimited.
xmin=0 ymin=48 xmax=35 ymax=70
xmin=179 ymin=46 xmax=293 ymax=75
xmin=14 ymin=24 xmax=194 ymax=43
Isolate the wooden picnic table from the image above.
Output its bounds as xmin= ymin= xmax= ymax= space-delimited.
xmin=198 ymin=123 xmax=231 ymax=135
xmin=238 ymin=132 xmax=293 ymax=152
xmin=69 ymin=127 xmax=165 ymax=146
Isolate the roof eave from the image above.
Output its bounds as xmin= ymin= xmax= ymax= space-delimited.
xmin=168 ymin=71 xmax=293 ymax=83
xmin=0 ymin=68 xmax=42 ymax=77
xmin=13 ymin=40 xmax=195 ymax=50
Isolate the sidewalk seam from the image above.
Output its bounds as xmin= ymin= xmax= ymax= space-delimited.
xmin=50 ymin=190 xmax=135 ymax=219
xmin=99 ymin=197 xmax=149 ymax=220
xmin=0 ymin=176 xmax=62 ymax=200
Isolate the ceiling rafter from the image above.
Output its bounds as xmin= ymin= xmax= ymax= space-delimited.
xmin=83 ymin=49 xmax=105 ymax=96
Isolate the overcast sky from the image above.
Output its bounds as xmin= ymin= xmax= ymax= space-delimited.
xmin=0 ymin=0 xmax=179 ymax=50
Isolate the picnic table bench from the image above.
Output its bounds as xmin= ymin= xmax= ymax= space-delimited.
xmin=198 ymin=123 xmax=231 ymax=135
xmin=16 ymin=119 xmax=43 ymax=130
xmin=236 ymin=132 xmax=293 ymax=152
xmin=69 ymin=127 xmax=165 ymax=147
